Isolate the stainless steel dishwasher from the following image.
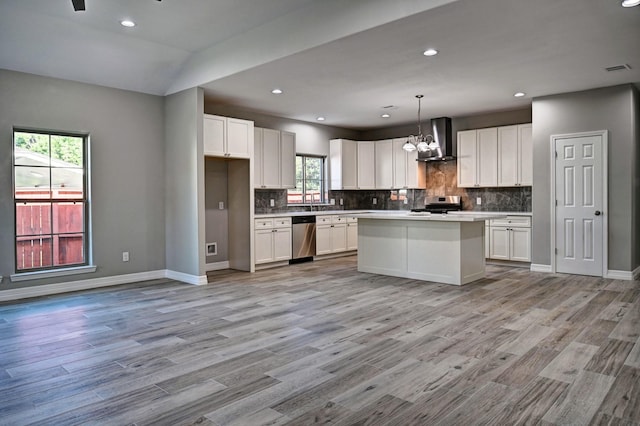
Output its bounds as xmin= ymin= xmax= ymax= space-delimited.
xmin=291 ymin=215 xmax=316 ymax=263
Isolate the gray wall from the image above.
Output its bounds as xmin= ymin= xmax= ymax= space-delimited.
xmin=205 ymin=158 xmax=229 ymax=263
xmin=164 ymin=87 xmax=204 ymax=277
xmin=531 ymin=84 xmax=637 ymax=271
xmin=0 ymin=70 xmax=166 ymax=289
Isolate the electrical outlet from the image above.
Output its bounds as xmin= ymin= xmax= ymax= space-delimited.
xmin=476 ymin=197 xmax=482 ymax=205
xmin=340 ymin=198 xmax=343 ymax=206
xmin=372 ymin=198 xmax=377 ymax=205
xmin=404 ymin=198 xmax=408 ymax=204
xmin=270 ymin=199 xmax=275 ymax=207
xmin=218 ymin=201 xmax=224 ymax=210
xmin=122 ymin=251 xmax=129 ymax=262
xmin=330 ymin=198 xmax=335 ymax=205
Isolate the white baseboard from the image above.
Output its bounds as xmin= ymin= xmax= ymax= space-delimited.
xmin=530 ymin=264 xmax=552 ymax=273
xmin=635 ymin=265 xmax=640 ymax=281
xmin=165 ymin=269 xmax=208 ymax=286
xmin=605 ymin=269 xmax=636 ymax=281
xmin=0 ymin=270 xmax=167 ymax=302
xmin=205 ymin=261 xmax=230 ymax=272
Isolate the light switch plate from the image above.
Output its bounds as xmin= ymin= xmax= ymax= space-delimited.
xmin=373 ymin=198 xmax=377 ymax=205
xmin=404 ymin=198 xmax=408 ymax=204
xmin=218 ymin=201 xmax=224 ymax=210
xmin=270 ymin=199 xmax=275 ymax=207
xmin=330 ymin=198 xmax=335 ymax=205
xmin=476 ymin=197 xmax=482 ymax=205
xmin=340 ymin=198 xmax=343 ymax=205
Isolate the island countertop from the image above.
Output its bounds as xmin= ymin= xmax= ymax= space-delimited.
xmin=356 ymin=212 xmax=507 ymax=222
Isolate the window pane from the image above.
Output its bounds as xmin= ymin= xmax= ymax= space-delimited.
xmin=15 ymin=166 xmax=51 ymax=199
xmin=16 ymin=236 xmax=53 ymax=270
xmin=53 ymin=202 xmax=84 ymax=234
xmin=16 ymin=202 xmax=52 ymax=236
xmin=51 ymin=168 xmax=84 ymax=198
xmin=305 ymin=157 xmax=322 ymax=180
xmin=296 ymin=156 xmax=303 ymax=180
xmin=51 ymin=135 xmax=83 ymax=167
xmin=306 ymin=179 xmax=321 ymax=191
xmin=14 ymin=132 xmax=50 ymax=167
xmin=54 ymin=234 xmax=85 ymax=267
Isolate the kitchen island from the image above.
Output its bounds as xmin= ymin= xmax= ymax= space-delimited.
xmin=356 ymin=212 xmax=507 ymax=285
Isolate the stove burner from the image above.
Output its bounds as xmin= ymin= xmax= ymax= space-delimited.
xmin=414 ymin=195 xmax=462 ymax=214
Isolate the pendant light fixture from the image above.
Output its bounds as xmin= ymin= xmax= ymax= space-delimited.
xmin=402 ymin=95 xmax=439 ymax=153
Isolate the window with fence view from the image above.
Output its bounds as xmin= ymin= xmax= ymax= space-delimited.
xmin=13 ymin=129 xmax=88 ymax=272
xmin=288 ymin=155 xmax=326 ymax=204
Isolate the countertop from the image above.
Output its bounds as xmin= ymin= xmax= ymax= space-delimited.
xmin=254 ymin=210 xmax=531 ymax=219
xmin=356 ymin=211 xmax=508 ymax=222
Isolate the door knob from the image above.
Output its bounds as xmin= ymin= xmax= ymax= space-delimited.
xmin=595 ymin=210 xmax=601 ymax=216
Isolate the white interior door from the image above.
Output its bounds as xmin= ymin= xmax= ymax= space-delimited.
xmin=554 ymin=133 xmax=605 ymax=276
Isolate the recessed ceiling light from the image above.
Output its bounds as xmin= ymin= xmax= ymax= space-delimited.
xmin=423 ymin=49 xmax=438 ymax=57
xmin=120 ymin=20 xmax=136 ymax=27
xmin=316 ymin=116 xmax=325 ymax=121
xmin=514 ymin=92 xmax=526 ymax=97
xmin=621 ymin=0 xmax=640 ymax=7
xmin=381 ymin=113 xmax=390 ymax=118
xmin=271 ymin=88 xmax=283 ymax=94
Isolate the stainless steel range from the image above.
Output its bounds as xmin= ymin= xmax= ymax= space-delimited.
xmin=411 ymin=195 xmax=462 ymax=214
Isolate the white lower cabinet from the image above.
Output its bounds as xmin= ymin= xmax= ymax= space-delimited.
xmin=346 ymin=216 xmax=358 ymax=251
xmin=316 ymin=215 xmax=348 ymax=255
xmin=485 ymin=224 xmax=490 ymax=258
xmin=254 ymin=217 xmax=292 ymax=264
xmin=488 ymin=216 xmax=531 ymax=262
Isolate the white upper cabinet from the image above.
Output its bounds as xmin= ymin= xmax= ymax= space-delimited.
xmin=477 ymin=127 xmax=498 ymax=187
xmin=330 ymin=139 xmax=358 ymax=190
xmin=375 ymin=139 xmax=393 ymax=189
xmin=459 ymin=124 xmax=531 ymax=188
xmin=518 ymin=124 xmax=533 ymax=186
xmin=498 ymin=124 xmax=532 ymax=187
xmin=203 ymin=114 xmax=253 ymax=158
xmin=497 ymin=125 xmax=518 ymax=186
xmin=254 ymin=127 xmax=296 ymax=189
xmin=457 ymin=129 xmax=478 ymax=188
xmin=357 ymin=141 xmax=376 ymax=189
xmin=392 ymin=138 xmax=425 ymax=189
xmin=261 ymin=128 xmax=280 ymax=188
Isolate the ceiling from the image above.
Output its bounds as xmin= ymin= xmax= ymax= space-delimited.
xmin=1 ymin=0 xmax=639 ymax=130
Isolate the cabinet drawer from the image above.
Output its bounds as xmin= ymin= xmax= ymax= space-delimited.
xmin=490 ymin=216 xmax=531 ymax=228
xmin=331 ymin=215 xmax=346 ymax=224
xmin=273 ymin=217 xmax=292 ymax=228
xmin=254 ymin=218 xmax=274 ymax=229
xmin=346 ymin=216 xmax=359 ymax=223
xmin=317 ymin=216 xmax=333 ymax=225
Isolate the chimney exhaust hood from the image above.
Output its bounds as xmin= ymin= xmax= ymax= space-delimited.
xmin=417 ymin=117 xmax=454 ymax=162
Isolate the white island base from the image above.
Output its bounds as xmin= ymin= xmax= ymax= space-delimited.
xmin=357 ymin=214 xmax=500 ymax=285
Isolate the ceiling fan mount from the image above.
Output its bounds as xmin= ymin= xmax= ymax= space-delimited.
xmin=71 ymin=0 xmax=162 ymax=12
xmin=71 ymin=0 xmax=85 ymax=12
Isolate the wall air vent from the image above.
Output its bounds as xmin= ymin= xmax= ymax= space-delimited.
xmin=605 ymin=64 xmax=632 ymax=72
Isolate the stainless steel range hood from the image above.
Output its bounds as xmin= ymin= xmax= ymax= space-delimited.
xmin=417 ymin=117 xmax=454 ymax=162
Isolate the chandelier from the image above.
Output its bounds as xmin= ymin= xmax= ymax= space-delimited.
xmin=402 ymin=95 xmax=439 ymax=153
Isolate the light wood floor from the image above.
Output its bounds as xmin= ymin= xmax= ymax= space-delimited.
xmin=1 ymin=256 xmax=639 ymax=425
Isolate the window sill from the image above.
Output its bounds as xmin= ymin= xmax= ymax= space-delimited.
xmin=10 ymin=265 xmax=97 ymax=283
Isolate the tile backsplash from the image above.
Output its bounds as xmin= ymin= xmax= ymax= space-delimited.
xmin=255 ymin=161 xmax=531 ymax=214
